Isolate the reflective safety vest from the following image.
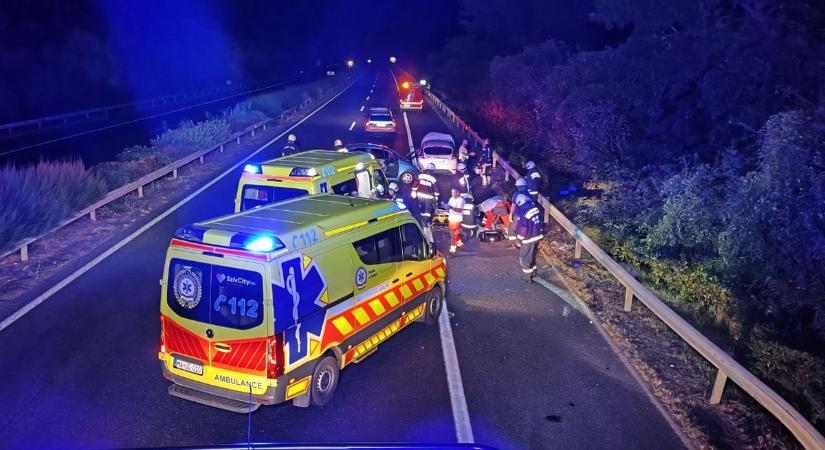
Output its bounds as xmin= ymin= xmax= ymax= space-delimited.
xmin=515 ymin=199 xmax=543 ymax=244
xmin=527 ymin=169 xmax=542 ymax=196
xmin=461 ymin=201 xmax=477 ymax=229
xmin=412 ymin=172 xmax=438 ymax=200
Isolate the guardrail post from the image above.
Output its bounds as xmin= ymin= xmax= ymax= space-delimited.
xmin=623 ymin=287 xmax=634 ymax=312
xmin=172 ymin=168 xmax=178 ymax=179
xmin=262 ymin=123 xmax=267 ymax=131
xmin=710 ymin=369 xmax=728 ymax=404
xmin=219 ymin=144 xmax=224 ymax=153
xmin=199 ymin=155 xmax=204 ymax=164
xmin=236 ymin=136 xmax=241 ymax=144
xmin=251 ymin=127 xmax=256 ymax=137
xmin=137 ymin=185 xmax=144 ymax=198
xmin=20 ymin=244 xmax=28 ymax=262
xmin=90 ymin=209 xmax=96 ymax=221
xmin=575 ymin=240 xmax=582 ymax=259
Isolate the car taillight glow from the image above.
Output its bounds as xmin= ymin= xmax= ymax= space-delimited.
xmin=159 ymin=315 xmax=166 ymax=354
xmin=267 ymin=334 xmax=285 ymax=379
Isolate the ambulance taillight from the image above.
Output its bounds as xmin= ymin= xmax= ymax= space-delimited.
xmin=267 ymin=333 xmax=285 ymax=379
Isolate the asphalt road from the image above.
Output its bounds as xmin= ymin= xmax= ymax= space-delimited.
xmin=0 ymin=68 xmax=685 ymax=450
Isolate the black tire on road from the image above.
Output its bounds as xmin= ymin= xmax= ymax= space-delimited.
xmin=310 ymin=355 xmax=339 ymax=406
xmin=421 ymin=287 xmax=443 ymax=325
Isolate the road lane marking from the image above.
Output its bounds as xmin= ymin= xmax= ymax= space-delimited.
xmin=0 ymin=78 xmax=361 ymax=333
xmin=440 ymin=306 xmax=475 ymax=443
xmin=370 ymin=89 xmax=373 ymax=94
xmin=366 ymin=96 xmax=370 ymax=101
xmin=348 ymin=121 xmax=356 ymax=131
xmin=388 ymin=69 xmax=401 ymax=94
xmin=397 ymin=75 xmax=473 ymax=443
xmin=403 ymin=111 xmax=414 ymax=151
xmin=360 ymin=105 xmax=365 ymax=112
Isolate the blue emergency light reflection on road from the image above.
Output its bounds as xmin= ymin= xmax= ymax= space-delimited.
xmin=244 ymin=163 xmax=261 ymax=174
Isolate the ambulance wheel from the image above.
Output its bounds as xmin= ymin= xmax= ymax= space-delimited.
xmin=310 ymin=356 xmax=339 ymax=406
xmin=421 ymin=287 xmax=443 ymax=325
xmin=400 ymin=171 xmax=415 ymax=184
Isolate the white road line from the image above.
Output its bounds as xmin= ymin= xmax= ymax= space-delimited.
xmin=399 ymin=82 xmax=473 ymax=443
xmin=403 ymin=111 xmax=414 ymax=151
xmin=359 ymin=105 xmax=365 ymax=112
xmin=366 ymin=96 xmax=370 ymax=101
xmin=439 ymin=306 xmax=475 ymax=443
xmin=348 ymin=121 xmax=356 ymax=131
xmin=0 ymin=78 xmax=360 ymax=333
xmin=389 ymin=69 xmax=401 ymax=94
xmin=370 ymin=89 xmax=373 ymax=94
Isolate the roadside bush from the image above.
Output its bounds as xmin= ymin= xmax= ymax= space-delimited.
xmin=0 ymin=159 xmax=105 ymax=253
xmin=220 ymin=101 xmax=266 ymax=131
xmin=151 ymin=118 xmax=230 ymax=151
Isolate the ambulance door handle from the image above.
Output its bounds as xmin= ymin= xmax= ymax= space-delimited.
xmin=405 ymin=272 xmax=413 ymax=277
xmin=392 ymin=278 xmax=400 ymax=284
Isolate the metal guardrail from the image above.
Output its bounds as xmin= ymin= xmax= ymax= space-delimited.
xmin=424 ymin=89 xmax=825 ymax=450
xmin=0 ymin=76 xmax=291 ymax=135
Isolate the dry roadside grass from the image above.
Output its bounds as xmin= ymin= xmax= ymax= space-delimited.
xmin=0 ymin=91 xmax=340 ymax=318
xmin=539 ymin=223 xmax=797 ymax=450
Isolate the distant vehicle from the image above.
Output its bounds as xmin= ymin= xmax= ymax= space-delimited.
xmin=364 ymin=107 xmax=396 ymax=132
xmin=235 ymin=150 xmax=386 ymax=212
xmin=416 ymin=132 xmax=457 ymax=174
xmin=400 ymin=83 xmax=424 ymax=110
xmin=349 ymin=142 xmax=419 ymax=184
xmin=159 ymin=194 xmax=446 ymax=410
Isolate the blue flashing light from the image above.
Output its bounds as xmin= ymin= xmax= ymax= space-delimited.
xmin=560 ymin=190 xmax=569 ymax=196
xmin=245 ymin=235 xmax=279 ymax=252
xmin=395 ymin=199 xmax=408 ymax=210
xmin=568 ymin=186 xmax=577 ymax=192
xmin=244 ymin=164 xmax=261 ymax=174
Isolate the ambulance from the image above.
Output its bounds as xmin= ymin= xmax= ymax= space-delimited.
xmin=158 ymin=194 xmax=447 ymax=411
xmin=235 ymin=150 xmax=387 ymax=212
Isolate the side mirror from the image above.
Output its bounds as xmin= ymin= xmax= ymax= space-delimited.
xmin=427 ymin=241 xmax=437 ymax=259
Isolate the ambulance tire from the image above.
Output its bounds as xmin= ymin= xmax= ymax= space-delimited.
xmin=421 ymin=287 xmax=443 ymax=325
xmin=310 ymin=355 xmax=339 ymax=406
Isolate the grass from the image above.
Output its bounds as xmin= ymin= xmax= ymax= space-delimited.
xmin=0 ymin=159 xmax=106 ymax=253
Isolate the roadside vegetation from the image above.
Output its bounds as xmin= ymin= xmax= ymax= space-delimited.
xmin=0 ymin=76 xmax=343 ymax=255
xmin=431 ymin=0 xmax=825 ymax=443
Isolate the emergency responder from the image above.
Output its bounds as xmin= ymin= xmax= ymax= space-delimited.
xmin=411 ymin=163 xmax=439 ymax=241
xmin=455 ymin=162 xmax=472 ymax=195
xmin=370 ymin=183 xmax=386 ymax=199
xmin=282 ymin=134 xmax=299 ymax=156
xmin=478 ymin=138 xmax=493 ymax=186
xmin=458 ymin=139 xmax=471 ymax=164
xmin=460 ymin=191 xmax=478 ymax=241
xmin=334 ymin=138 xmax=348 ymax=152
xmin=389 ymin=181 xmax=423 ymax=224
xmin=479 ymin=194 xmax=511 ymax=233
xmin=447 ymin=188 xmax=465 ymax=254
xmin=525 ymin=160 xmax=541 ymax=201
xmin=508 ymin=177 xmax=530 ymax=240
xmin=514 ymin=194 xmax=544 ymax=281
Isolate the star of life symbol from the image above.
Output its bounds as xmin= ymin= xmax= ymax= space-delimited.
xmin=273 ymin=256 xmax=326 ymax=365
xmin=174 ymin=268 xmax=201 ymax=309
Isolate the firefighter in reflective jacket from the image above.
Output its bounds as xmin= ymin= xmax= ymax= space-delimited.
xmin=515 ymin=193 xmax=544 ymax=281
xmin=282 ymin=134 xmax=299 ymax=156
xmin=525 ymin=160 xmax=541 ymax=201
xmin=455 ymin=162 xmax=471 ymax=194
xmin=411 ymin=163 xmax=440 ymax=227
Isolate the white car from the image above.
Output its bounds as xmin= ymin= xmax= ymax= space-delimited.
xmin=416 ymin=132 xmax=456 ymax=174
xmin=364 ymin=107 xmax=396 ymax=132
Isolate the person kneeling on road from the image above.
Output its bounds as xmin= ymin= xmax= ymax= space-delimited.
xmin=479 ymin=194 xmax=511 ymax=234
xmin=515 ymin=193 xmax=544 ymax=281
xmin=447 ymin=188 xmax=465 ymax=254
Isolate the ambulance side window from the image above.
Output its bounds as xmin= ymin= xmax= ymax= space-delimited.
xmin=353 ymin=227 xmax=402 ymax=265
xmin=332 ymin=178 xmax=357 ymax=196
xmin=401 ymin=223 xmax=427 ymax=261
xmin=319 ymin=181 xmax=328 ymax=193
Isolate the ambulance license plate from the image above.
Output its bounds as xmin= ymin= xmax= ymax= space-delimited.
xmin=173 ymin=355 xmax=204 ymax=376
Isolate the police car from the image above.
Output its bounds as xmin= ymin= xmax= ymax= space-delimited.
xmin=159 ymin=194 xmax=447 ymax=411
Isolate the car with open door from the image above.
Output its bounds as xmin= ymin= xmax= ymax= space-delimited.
xmin=348 ymin=143 xmax=419 ymax=185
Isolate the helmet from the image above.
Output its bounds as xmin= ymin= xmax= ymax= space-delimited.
xmin=333 ymin=138 xmax=343 ymax=147
xmin=457 ymin=162 xmax=467 ymax=172
xmin=515 ymin=193 xmax=529 ymax=206
xmin=287 ymin=134 xmax=297 ymax=142
xmin=374 ymin=184 xmax=385 ymax=194
xmin=427 ymin=163 xmax=436 ymax=170
xmin=482 ymin=138 xmax=490 ymax=146
xmin=515 ymin=178 xmax=527 ymax=187
xmin=388 ymin=182 xmax=399 ymax=192
xmin=337 ymin=147 xmax=349 ymax=153
xmin=461 ymin=139 xmax=469 ymax=146
xmin=526 ymin=161 xmax=536 ymax=170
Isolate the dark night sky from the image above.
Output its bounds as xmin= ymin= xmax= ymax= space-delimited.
xmin=0 ymin=0 xmax=460 ymax=119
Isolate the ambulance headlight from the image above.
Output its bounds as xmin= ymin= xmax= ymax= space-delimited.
xmin=289 ymin=167 xmax=318 ymax=177
xmin=245 ymin=235 xmax=278 ymax=252
xmin=355 ymin=162 xmax=364 ymax=170
xmin=244 ymin=164 xmax=261 ymax=174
